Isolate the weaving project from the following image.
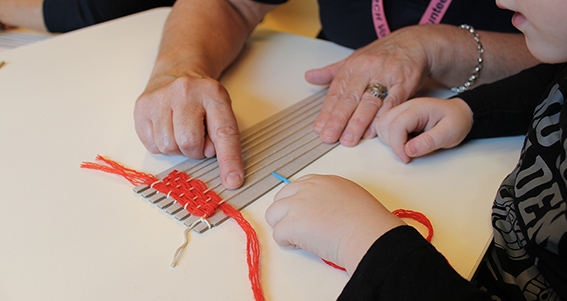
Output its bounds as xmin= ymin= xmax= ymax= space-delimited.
xmin=82 ymin=90 xmax=434 ymax=300
xmin=82 ymin=91 xmax=335 ymax=301
xmin=81 ymin=156 xmax=264 ymax=300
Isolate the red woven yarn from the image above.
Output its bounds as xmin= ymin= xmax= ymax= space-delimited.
xmin=152 ymin=171 xmax=222 ymax=218
xmin=81 ymin=156 xmax=264 ymax=301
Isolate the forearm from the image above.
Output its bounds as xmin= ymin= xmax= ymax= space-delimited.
xmin=148 ymin=0 xmax=276 ymax=85
xmin=459 ymin=63 xmax=564 ymax=139
xmin=425 ymin=24 xmax=540 ymax=89
xmin=0 ymin=0 xmax=46 ymax=31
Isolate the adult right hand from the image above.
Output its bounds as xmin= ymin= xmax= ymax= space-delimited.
xmin=134 ymin=73 xmax=244 ymax=189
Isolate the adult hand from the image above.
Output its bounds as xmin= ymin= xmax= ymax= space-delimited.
xmin=376 ymin=97 xmax=473 ymax=163
xmin=134 ymin=73 xmax=244 ymax=189
xmin=265 ymin=174 xmax=405 ymax=275
xmin=306 ymin=26 xmax=431 ymax=147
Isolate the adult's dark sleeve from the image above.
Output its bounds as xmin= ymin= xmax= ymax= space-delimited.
xmin=338 ymin=226 xmax=491 ymax=300
xmin=458 ymin=63 xmax=565 ymax=139
xmin=43 ymin=0 xmax=176 ymax=33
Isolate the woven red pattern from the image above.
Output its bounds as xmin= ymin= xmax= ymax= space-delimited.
xmin=81 ymin=156 xmax=264 ymax=301
xmin=152 ymin=171 xmax=222 ymax=218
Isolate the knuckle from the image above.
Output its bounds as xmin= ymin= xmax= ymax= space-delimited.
xmin=417 ymin=133 xmax=436 ymax=152
xmin=167 ymin=77 xmax=194 ymax=97
xmin=145 ymin=143 xmax=160 ymax=154
xmin=384 ymin=94 xmax=402 ymax=107
xmin=361 ymin=95 xmax=383 ymax=108
xmin=176 ymin=133 xmax=203 ymax=154
xmin=330 ymin=111 xmax=350 ymax=126
xmin=341 ymin=92 xmax=360 ymax=106
xmin=348 ymin=114 xmax=370 ymax=130
xmin=214 ymin=124 xmax=240 ymax=140
xmin=157 ymin=139 xmax=179 ymax=154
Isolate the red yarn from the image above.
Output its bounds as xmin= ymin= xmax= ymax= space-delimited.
xmin=392 ymin=209 xmax=434 ymax=242
xmin=322 ymin=258 xmax=347 ymax=272
xmin=324 ymin=208 xmax=434 ymax=271
xmin=80 ymin=155 xmax=158 ymax=186
xmin=81 ymin=156 xmax=264 ymax=301
xmin=220 ymin=203 xmax=263 ymax=301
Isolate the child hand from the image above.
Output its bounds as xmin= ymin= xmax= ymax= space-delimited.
xmin=265 ymin=174 xmax=405 ymax=275
xmin=375 ymin=97 xmax=473 ymax=163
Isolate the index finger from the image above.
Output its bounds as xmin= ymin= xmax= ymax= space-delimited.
xmin=205 ymin=93 xmax=244 ymax=190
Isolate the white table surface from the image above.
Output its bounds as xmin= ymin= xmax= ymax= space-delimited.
xmin=0 ymin=8 xmax=524 ymax=300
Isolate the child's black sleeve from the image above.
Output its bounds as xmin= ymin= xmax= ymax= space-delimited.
xmin=338 ymin=226 xmax=491 ymax=300
xmin=457 ymin=63 xmax=565 ymax=139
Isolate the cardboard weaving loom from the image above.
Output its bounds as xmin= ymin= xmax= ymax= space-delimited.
xmin=133 ymin=90 xmax=337 ymax=233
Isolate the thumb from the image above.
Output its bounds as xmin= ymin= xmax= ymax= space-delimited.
xmin=404 ymin=132 xmax=438 ymax=158
xmin=305 ymin=60 xmax=345 ymax=85
xmin=405 ymin=121 xmax=463 ymax=158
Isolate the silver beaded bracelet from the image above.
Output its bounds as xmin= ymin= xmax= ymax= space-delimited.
xmin=450 ymin=24 xmax=484 ymax=93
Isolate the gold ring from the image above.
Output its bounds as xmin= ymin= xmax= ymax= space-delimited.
xmin=366 ymin=83 xmax=388 ymax=100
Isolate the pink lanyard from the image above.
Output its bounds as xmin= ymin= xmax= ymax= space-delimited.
xmin=372 ymin=0 xmax=453 ymax=38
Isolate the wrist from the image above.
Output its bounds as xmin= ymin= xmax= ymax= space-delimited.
xmin=425 ymin=24 xmax=483 ymax=89
xmin=450 ymin=25 xmax=484 ymax=93
xmin=340 ymin=216 xmax=406 ymax=276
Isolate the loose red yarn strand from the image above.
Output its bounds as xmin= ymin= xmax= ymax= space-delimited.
xmin=322 ymin=258 xmax=347 ymax=272
xmin=324 ymin=208 xmax=434 ymax=271
xmin=80 ymin=155 xmax=158 ymax=186
xmin=392 ymin=209 xmax=434 ymax=242
xmin=81 ymin=156 xmax=264 ymax=301
xmin=220 ymin=203 xmax=264 ymax=301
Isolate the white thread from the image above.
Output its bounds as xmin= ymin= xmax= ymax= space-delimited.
xmin=170 ymin=219 xmax=200 ymax=267
xmin=201 ymin=217 xmax=212 ymax=229
xmin=150 ymin=180 xmax=162 ymax=188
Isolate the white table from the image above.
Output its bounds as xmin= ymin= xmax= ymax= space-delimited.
xmin=0 ymin=8 xmax=523 ymax=300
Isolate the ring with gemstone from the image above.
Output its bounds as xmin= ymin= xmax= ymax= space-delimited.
xmin=366 ymin=83 xmax=388 ymax=100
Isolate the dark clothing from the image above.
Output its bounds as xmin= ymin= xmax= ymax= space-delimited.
xmin=44 ymin=0 xmax=517 ymax=49
xmin=339 ymin=226 xmax=492 ymax=300
xmin=317 ymin=0 xmax=518 ymax=49
xmin=338 ymin=64 xmax=567 ymax=300
xmin=43 ymin=0 xmax=175 ymax=32
xmin=256 ymin=0 xmax=518 ymax=49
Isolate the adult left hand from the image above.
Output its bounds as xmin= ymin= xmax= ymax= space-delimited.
xmin=306 ymin=26 xmax=433 ymax=147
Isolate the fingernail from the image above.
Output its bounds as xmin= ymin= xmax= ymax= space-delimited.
xmin=341 ymin=133 xmax=354 ymax=145
xmin=321 ymin=128 xmax=336 ymax=140
xmin=313 ymin=121 xmax=324 ymax=132
xmin=406 ymin=143 xmax=418 ymax=156
xmin=204 ymin=148 xmax=216 ymax=158
xmin=226 ymin=172 xmax=243 ymax=189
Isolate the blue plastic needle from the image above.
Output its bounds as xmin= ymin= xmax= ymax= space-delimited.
xmin=271 ymin=171 xmax=291 ymax=184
